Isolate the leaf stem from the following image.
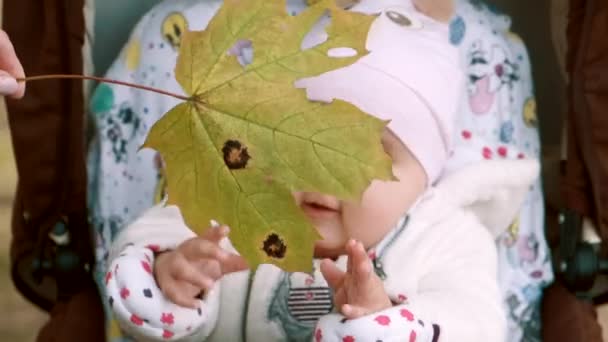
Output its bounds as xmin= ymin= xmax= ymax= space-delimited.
xmin=16 ymin=74 xmax=191 ymax=102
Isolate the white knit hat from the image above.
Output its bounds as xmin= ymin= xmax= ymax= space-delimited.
xmin=296 ymin=0 xmax=463 ymax=184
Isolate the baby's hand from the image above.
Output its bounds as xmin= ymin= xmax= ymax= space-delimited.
xmin=320 ymin=240 xmax=392 ymax=319
xmin=154 ymin=225 xmax=248 ymax=308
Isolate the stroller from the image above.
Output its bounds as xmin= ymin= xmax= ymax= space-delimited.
xmin=2 ymin=0 xmax=607 ymax=341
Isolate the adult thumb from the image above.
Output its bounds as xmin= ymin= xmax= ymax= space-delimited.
xmin=0 ymin=71 xmax=23 ymax=99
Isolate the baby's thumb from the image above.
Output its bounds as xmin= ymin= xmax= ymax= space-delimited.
xmin=0 ymin=71 xmax=24 ymax=98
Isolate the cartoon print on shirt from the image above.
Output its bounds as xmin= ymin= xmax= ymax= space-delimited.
xmin=449 ymin=15 xmax=466 ymax=45
xmin=268 ymin=272 xmax=334 ymax=341
xmin=523 ymin=97 xmax=538 ymax=128
xmin=93 ymin=215 xmax=126 ymax=270
xmin=502 ymin=216 xmax=520 ymax=247
xmin=506 ymin=289 xmax=542 ymax=342
xmin=516 ymin=234 xmax=539 ymax=265
xmin=505 ymin=231 xmax=545 ymax=280
xmin=124 ymin=38 xmax=142 ymax=71
xmin=161 ymin=12 xmax=189 ymax=50
xmin=467 ymin=40 xmax=519 ymax=114
xmin=104 ymin=102 xmax=143 ymax=163
xmin=105 ymin=118 xmax=127 ymax=164
xmin=153 ymin=153 xmax=167 ymax=204
xmin=90 ymin=83 xmax=116 ymax=117
xmin=499 ymin=120 xmax=515 ymax=144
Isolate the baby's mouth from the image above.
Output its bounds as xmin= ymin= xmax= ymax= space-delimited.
xmin=301 ymin=201 xmax=340 ymax=220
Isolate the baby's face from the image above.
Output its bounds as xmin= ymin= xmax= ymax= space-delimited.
xmin=293 ymin=130 xmax=427 ymax=258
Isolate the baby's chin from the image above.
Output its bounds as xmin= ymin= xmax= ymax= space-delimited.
xmin=313 ymin=240 xmax=346 ymax=259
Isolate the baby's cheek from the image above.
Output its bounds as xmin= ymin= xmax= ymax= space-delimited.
xmin=341 ymin=204 xmax=391 ymax=248
xmin=345 ymin=181 xmax=414 ymax=245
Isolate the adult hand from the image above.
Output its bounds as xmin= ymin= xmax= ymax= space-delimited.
xmin=0 ymin=29 xmax=25 ymax=98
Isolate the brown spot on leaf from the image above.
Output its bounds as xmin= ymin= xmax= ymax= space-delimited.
xmin=262 ymin=233 xmax=287 ymax=259
xmin=222 ymin=140 xmax=251 ymax=169
xmin=263 ymin=174 xmax=274 ymax=184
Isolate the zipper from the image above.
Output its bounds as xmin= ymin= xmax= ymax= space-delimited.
xmin=241 ymin=270 xmax=254 ymax=341
xmin=372 ymin=215 xmax=410 ymax=280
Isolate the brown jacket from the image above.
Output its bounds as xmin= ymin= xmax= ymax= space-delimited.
xmin=563 ymin=0 xmax=608 ymax=249
xmin=3 ymin=1 xmax=105 ymax=341
xmin=542 ymin=0 xmax=608 ymax=341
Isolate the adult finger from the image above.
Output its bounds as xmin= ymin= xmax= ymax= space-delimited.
xmin=0 ymin=70 xmax=20 ymax=98
xmin=0 ymin=30 xmax=25 ymax=98
xmin=320 ymin=258 xmax=345 ymax=290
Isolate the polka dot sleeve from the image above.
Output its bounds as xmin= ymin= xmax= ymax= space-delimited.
xmin=313 ymin=305 xmax=439 ymax=342
xmin=105 ymin=245 xmax=220 ymax=341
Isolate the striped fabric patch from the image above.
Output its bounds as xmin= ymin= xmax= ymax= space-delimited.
xmin=287 ymin=286 xmax=333 ymax=323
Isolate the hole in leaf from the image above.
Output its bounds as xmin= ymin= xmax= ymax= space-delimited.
xmin=222 ymin=140 xmax=251 ymax=169
xmin=327 ymin=47 xmax=357 ymax=58
xmin=386 ymin=10 xmax=412 ymax=26
xmin=301 ymin=11 xmax=330 ymax=51
xmin=227 ymin=39 xmax=254 ymax=66
xmin=262 ymin=233 xmax=287 ymax=259
xmin=385 ymin=10 xmax=422 ymax=28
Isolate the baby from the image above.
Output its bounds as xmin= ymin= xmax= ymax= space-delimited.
xmin=103 ymin=0 xmax=539 ymax=341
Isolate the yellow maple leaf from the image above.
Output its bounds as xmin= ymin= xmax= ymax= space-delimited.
xmin=143 ymin=0 xmax=392 ymax=272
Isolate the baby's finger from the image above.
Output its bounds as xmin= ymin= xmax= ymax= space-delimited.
xmin=320 ymin=258 xmax=345 ymax=290
xmin=163 ymin=282 xmax=200 ymax=308
xmin=195 ymin=258 xmax=229 ymax=281
xmin=341 ymin=304 xmax=368 ymax=320
xmin=220 ymin=253 xmax=249 ymax=275
xmin=200 ymin=225 xmax=230 ymax=244
xmin=171 ymin=256 xmax=214 ymax=290
xmin=182 ymin=238 xmax=230 ymax=262
xmin=345 ymin=239 xmax=357 ymax=274
xmin=352 ymin=242 xmax=372 ymax=285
